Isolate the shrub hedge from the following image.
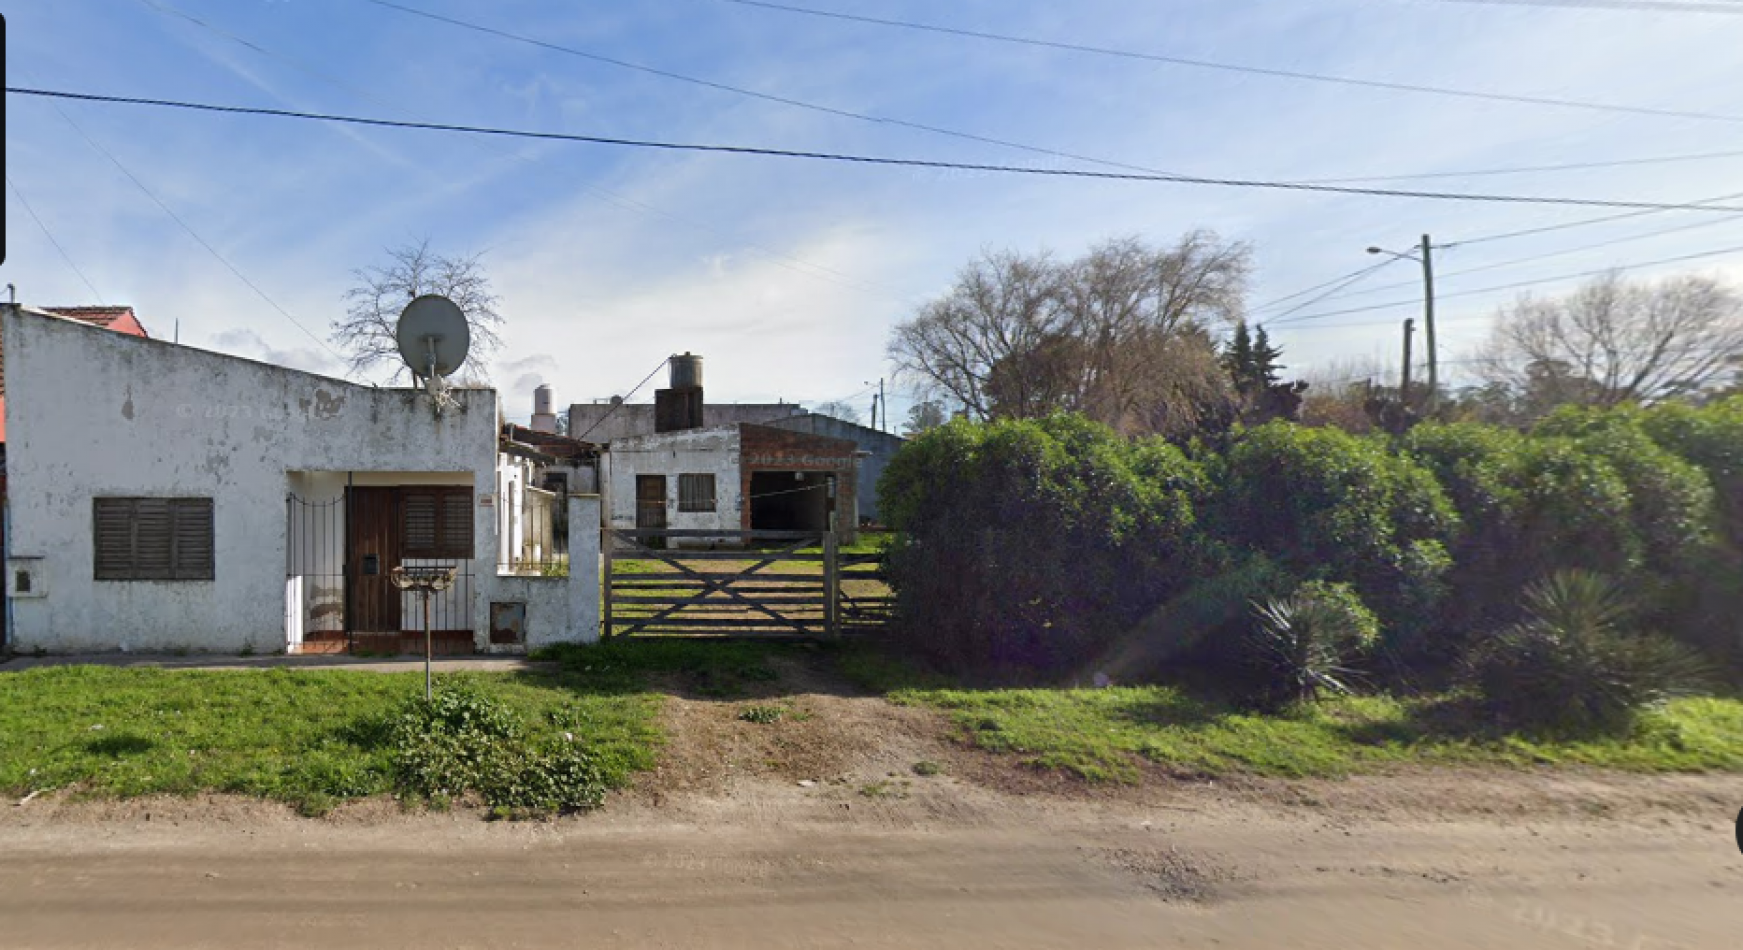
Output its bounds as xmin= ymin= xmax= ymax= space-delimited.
xmin=879 ymin=403 xmax=1741 ymax=680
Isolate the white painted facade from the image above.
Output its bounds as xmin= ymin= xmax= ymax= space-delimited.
xmin=2 ymin=305 xmax=601 ymax=654
xmin=604 ymin=426 xmax=744 ymax=540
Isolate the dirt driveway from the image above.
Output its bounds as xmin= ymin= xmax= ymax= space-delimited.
xmin=1 ymin=656 xmax=1738 ymax=948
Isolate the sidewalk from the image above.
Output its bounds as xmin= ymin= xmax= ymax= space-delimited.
xmin=0 ymin=653 xmax=552 ymax=674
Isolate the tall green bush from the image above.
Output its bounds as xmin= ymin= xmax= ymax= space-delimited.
xmin=1535 ymin=406 xmax=1718 ymax=568
xmin=1212 ymin=422 xmax=1458 ymax=645
xmin=878 ymin=414 xmax=1209 ymax=673
xmin=1641 ymin=397 xmax=1743 ymax=547
xmin=1401 ymin=421 xmax=1659 ymax=651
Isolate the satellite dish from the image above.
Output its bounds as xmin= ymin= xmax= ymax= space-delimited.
xmin=396 ymin=295 xmax=471 ymax=380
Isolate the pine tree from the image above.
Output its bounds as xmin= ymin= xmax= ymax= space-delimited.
xmin=1252 ymin=325 xmax=1285 ymax=387
xmin=1222 ymin=322 xmax=1256 ymax=394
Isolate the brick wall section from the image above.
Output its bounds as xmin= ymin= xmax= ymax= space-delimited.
xmin=737 ymin=424 xmax=859 ymax=533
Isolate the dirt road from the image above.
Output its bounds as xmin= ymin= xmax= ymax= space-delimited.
xmin=3 ymin=668 xmax=1738 ymax=948
xmin=3 ymin=780 xmax=1738 ymax=950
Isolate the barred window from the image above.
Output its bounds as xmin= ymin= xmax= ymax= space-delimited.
xmin=93 ymin=497 xmax=214 ymax=581
xmin=678 ymin=473 xmax=717 ymax=513
xmin=403 ymin=488 xmax=474 ymax=558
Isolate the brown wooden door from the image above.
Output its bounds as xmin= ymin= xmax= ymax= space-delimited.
xmin=635 ymin=475 xmax=667 ymax=530
xmin=347 ymin=487 xmax=402 ymax=633
xmin=636 ymin=475 xmax=667 ymax=549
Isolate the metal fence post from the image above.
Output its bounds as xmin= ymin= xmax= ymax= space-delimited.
xmin=601 ymin=526 xmax=615 ymax=639
xmin=825 ymin=474 xmax=840 ymax=639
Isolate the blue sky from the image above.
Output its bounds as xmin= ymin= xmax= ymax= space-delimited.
xmin=5 ymin=0 xmax=1742 ymax=424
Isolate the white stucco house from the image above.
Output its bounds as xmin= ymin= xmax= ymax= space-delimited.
xmin=0 ymin=304 xmax=600 ymax=655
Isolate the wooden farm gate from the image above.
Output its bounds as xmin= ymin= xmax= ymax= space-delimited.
xmin=603 ymin=529 xmax=894 ymax=638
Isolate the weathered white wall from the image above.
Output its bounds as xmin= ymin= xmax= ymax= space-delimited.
xmin=486 ymin=495 xmax=601 ymax=650
xmin=2 ymin=306 xmax=501 ymax=654
xmin=604 ymin=427 xmax=742 ymax=541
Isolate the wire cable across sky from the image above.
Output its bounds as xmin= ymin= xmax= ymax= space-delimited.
xmin=719 ymin=0 xmax=1743 ymax=124
xmin=13 ymin=87 xmax=1743 ymax=215
xmin=1268 ymin=239 xmax=1743 ymax=329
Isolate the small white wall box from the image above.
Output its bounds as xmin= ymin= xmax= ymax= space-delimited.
xmin=7 ymin=557 xmax=47 ymax=599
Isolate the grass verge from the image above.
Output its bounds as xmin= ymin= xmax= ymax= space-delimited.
xmin=0 ymin=658 xmax=681 ymax=813
xmin=892 ymin=684 xmax=1743 ymax=782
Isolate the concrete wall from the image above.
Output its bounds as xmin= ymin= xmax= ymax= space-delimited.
xmin=569 ymin=402 xmax=802 ymax=444
xmin=2 ymin=305 xmax=501 ymax=654
xmin=760 ymin=413 xmax=905 ymax=523
xmin=487 ymin=495 xmax=600 ymax=649
xmin=604 ymin=426 xmax=743 ymax=541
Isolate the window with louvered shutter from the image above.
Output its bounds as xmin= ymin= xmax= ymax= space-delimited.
xmin=171 ymin=499 xmax=215 ymax=579
xmin=440 ymin=491 xmax=473 ymax=554
xmin=92 ymin=497 xmax=215 ymax=581
xmin=403 ymin=493 xmax=438 ymax=553
xmin=402 ymin=488 xmax=472 ymax=559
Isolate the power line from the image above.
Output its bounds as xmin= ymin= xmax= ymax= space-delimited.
xmin=1296 ymin=145 xmax=1743 ymax=185
xmin=1456 ymin=189 xmax=1743 ymax=246
xmin=5 ymin=175 xmax=105 ymax=300
xmin=1261 ymin=205 xmax=1743 ymax=312
xmin=1258 ymin=260 xmax=1400 ymax=321
xmin=14 ymin=87 xmax=1743 ymax=215
xmin=1250 ymin=263 xmax=1394 ymax=312
xmin=718 ymin=0 xmax=1743 ymax=124
xmin=1269 ymin=239 xmax=1743 ymax=328
xmin=362 ymin=0 xmax=1181 ymax=183
xmin=1430 ymin=0 xmax=1743 ymax=14
xmin=574 ymin=358 xmax=671 ymax=442
xmin=32 ymin=91 xmax=351 ymax=372
xmin=136 ymin=0 xmax=913 ymax=309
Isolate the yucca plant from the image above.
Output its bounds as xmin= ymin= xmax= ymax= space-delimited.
xmin=1467 ymin=570 xmax=1713 ymax=733
xmin=1245 ymin=581 xmax=1379 ymax=706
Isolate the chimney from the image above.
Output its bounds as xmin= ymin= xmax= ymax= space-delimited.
xmin=531 ymin=383 xmax=558 ymax=433
xmin=654 ymin=352 xmax=705 ymax=433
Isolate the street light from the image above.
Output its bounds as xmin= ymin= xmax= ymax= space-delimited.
xmin=1368 ymin=235 xmax=1439 ymax=410
xmin=863 ymin=378 xmax=886 ymax=432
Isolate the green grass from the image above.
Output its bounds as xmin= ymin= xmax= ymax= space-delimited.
xmin=0 ymin=663 xmax=662 ymax=811
xmin=893 ymin=685 xmax=1743 ymax=783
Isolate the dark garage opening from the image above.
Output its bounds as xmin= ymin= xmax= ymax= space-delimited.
xmin=748 ymin=471 xmax=831 ymax=532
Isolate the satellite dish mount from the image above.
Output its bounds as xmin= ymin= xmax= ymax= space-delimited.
xmin=395 ymin=295 xmax=471 ymax=415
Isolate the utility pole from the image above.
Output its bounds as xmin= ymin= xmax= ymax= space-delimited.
xmin=1401 ymin=318 xmax=1415 ymax=402
xmin=1420 ymin=234 xmax=1438 ymax=411
xmin=1368 ymin=236 xmax=1440 ymax=411
xmin=877 ymin=378 xmax=886 ymax=433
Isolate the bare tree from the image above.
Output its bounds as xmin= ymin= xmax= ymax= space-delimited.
xmin=811 ymin=399 xmax=863 ymax=424
xmin=902 ymin=400 xmax=948 ymax=436
xmin=334 ymin=238 xmax=505 ymax=382
xmin=887 ymin=233 xmax=1251 ymax=437
xmin=1297 ymin=356 xmax=1393 ymax=433
xmin=888 ymin=249 xmax=1066 ymax=420
xmin=1475 ymin=271 xmax=1743 ymax=410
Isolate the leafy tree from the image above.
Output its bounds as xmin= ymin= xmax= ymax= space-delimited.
xmin=334 ymin=238 xmax=504 ymax=382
